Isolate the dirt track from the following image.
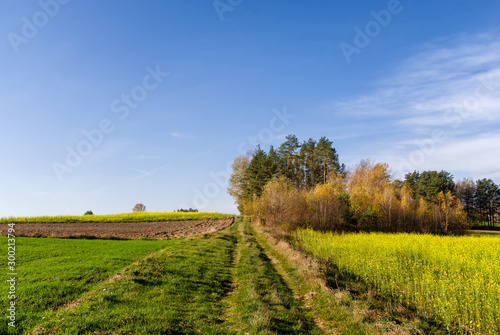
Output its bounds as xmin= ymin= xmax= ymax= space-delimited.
xmin=0 ymin=219 xmax=234 ymax=239
xmin=467 ymin=229 xmax=500 ymax=234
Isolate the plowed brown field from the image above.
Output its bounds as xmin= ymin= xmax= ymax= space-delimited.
xmin=0 ymin=218 xmax=234 ymax=239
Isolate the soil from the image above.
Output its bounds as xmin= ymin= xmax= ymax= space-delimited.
xmin=0 ymin=218 xmax=234 ymax=239
xmin=467 ymin=229 xmax=500 ymax=234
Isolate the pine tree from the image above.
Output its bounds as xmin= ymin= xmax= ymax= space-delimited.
xmin=243 ymin=146 xmax=271 ymax=199
xmin=315 ymin=136 xmax=341 ymax=184
xmin=278 ymin=135 xmax=301 ymax=187
xmin=404 ymin=170 xmax=455 ymax=203
xmin=299 ymin=138 xmax=317 ymax=188
xmin=456 ymin=177 xmax=476 ymax=222
xmin=475 ymin=179 xmax=500 ymax=226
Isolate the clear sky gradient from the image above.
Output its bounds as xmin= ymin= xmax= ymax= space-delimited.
xmin=1 ymin=0 xmax=499 ymax=217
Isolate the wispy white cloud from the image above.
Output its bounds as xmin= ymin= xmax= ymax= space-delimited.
xmin=384 ymin=130 xmax=500 ymax=176
xmin=170 ymin=132 xmax=196 ymax=139
xmin=335 ymin=34 xmax=500 ymax=127
xmin=333 ymin=33 xmax=500 ymax=180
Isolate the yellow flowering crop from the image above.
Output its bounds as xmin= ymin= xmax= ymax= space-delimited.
xmin=294 ymin=229 xmax=500 ymax=334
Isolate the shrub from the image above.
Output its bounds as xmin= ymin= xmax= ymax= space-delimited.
xmin=254 ymin=176 xmax=306 ymax=229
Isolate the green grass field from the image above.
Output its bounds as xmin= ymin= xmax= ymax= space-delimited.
xmin=14 ymin=219 xmax=323 ymax=334
xmin=35 ymin=230 xmax=236 ymax=334
xmin=0 ymin=211 xmax=233 ymax=224
xmin=1 ymin=237 xmax=176 ymax=334
xmin=5 ymin=218 xmax=494 ymax=334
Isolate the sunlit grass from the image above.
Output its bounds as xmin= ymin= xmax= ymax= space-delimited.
xmin=0 ymin=237 xmax=175 ymax=334
xmin=34 ymin=229 xmax=237 ymax=334
xmin=225 ymin=218 xmax=320 ymax=334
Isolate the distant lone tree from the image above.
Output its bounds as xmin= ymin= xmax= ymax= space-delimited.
xmin=84 ymin=210 xmax=94 ymax=215
xmin=133 ymin=203 xmax=146 ymax=212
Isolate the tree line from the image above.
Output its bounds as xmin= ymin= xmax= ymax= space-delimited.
xmin=228 ymin=135 xmax=344 ymax=214
xmin=228 ymin=135 xmax=500 ymax=234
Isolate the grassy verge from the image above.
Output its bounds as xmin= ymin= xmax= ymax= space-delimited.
xmin=225 ymin=218 xmax=321 ymax=335
xmin=31 ymin=230 xmax=237 ymax=334
xmin=252 ymin=222 xmax=447 ymax=334
xmin=0 ymin=212 xmax=233 ymax=224
xmin=1 ymin=237 xmax=175 ymax=334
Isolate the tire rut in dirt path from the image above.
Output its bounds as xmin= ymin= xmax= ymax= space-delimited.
xmin=249 ymin=222 xmax=330 ymax=334
xmin=222 ymin=219 xmax=245 ymax=333
xmin=227 ymin=221 xmax=244 ymax=294
xmin=224 ymin=219 xmax=322 ymax=334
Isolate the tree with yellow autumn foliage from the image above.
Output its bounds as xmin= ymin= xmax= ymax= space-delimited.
xmin=227 ymin=136 xmax=472 ymax=234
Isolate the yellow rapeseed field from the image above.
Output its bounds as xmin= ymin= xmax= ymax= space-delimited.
xmin=0 ymin=212 xmax=233 ymax=223
xmin=294 ymin=230 xmax=500 ymax=334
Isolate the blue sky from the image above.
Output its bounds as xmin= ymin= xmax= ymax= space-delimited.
xmin=1 ymin=0 xmax=500 ymax=217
